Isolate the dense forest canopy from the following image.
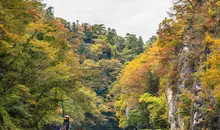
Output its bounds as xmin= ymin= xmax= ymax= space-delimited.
xmin=0 ymin=0 xmax=220 ymax=130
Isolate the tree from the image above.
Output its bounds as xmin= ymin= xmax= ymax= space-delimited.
xmin=145 ymin=35 xmax=157 ymax=49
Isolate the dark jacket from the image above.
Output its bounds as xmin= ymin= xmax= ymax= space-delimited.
xmin=63 ymin=119 xmax=70 ymax=130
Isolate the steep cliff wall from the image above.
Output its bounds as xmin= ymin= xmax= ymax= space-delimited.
xmin=167 ymin=0 xmax=220 ymax=129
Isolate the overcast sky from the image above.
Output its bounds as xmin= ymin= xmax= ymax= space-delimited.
xmin=43 ymin=0 xmax=172 ymax=41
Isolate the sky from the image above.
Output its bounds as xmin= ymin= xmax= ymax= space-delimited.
xmin=43 ymin=0 xmax=172 ymax=41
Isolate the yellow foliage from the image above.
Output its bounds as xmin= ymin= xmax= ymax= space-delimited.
xmin=202 ymin=35 xmax=220 ymax=108
xmin=27 ymin=21 xmax=50 ymax=33
xmin=111 ymin=40 xmax=165 ymax=126
xmin=31 ymin=40 xmax=58 ymax=60
xmin=90 ymin=44 xmax=103 ymax=55
xmin=202 ymin=36 xmax=220 ymax=89
xmin=213 ymin=84 xmax=220 ymax=101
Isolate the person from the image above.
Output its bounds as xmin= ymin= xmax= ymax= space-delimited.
xmin=63 ymin=115 xmax=71 ymax=130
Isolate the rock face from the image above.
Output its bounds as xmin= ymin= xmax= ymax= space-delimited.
xmin=166 ymin=87 xmax=178 ymax=130
xmin=166 ymin=1 xmax=220 ymax=128
xmin=167 ymin=28 xmax=203 ymax=130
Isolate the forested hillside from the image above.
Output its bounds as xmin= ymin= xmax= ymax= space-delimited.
xmin=112 ymin=0 xmax=220 ymax=130
xmin=0 ymin=0 xmax=144 ymax=129
xmin=0 ymin=0 xmax=220 ymax=130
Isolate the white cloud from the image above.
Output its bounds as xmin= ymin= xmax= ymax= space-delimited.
xmin=43 ymin=0 xmax=172 ymax=41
